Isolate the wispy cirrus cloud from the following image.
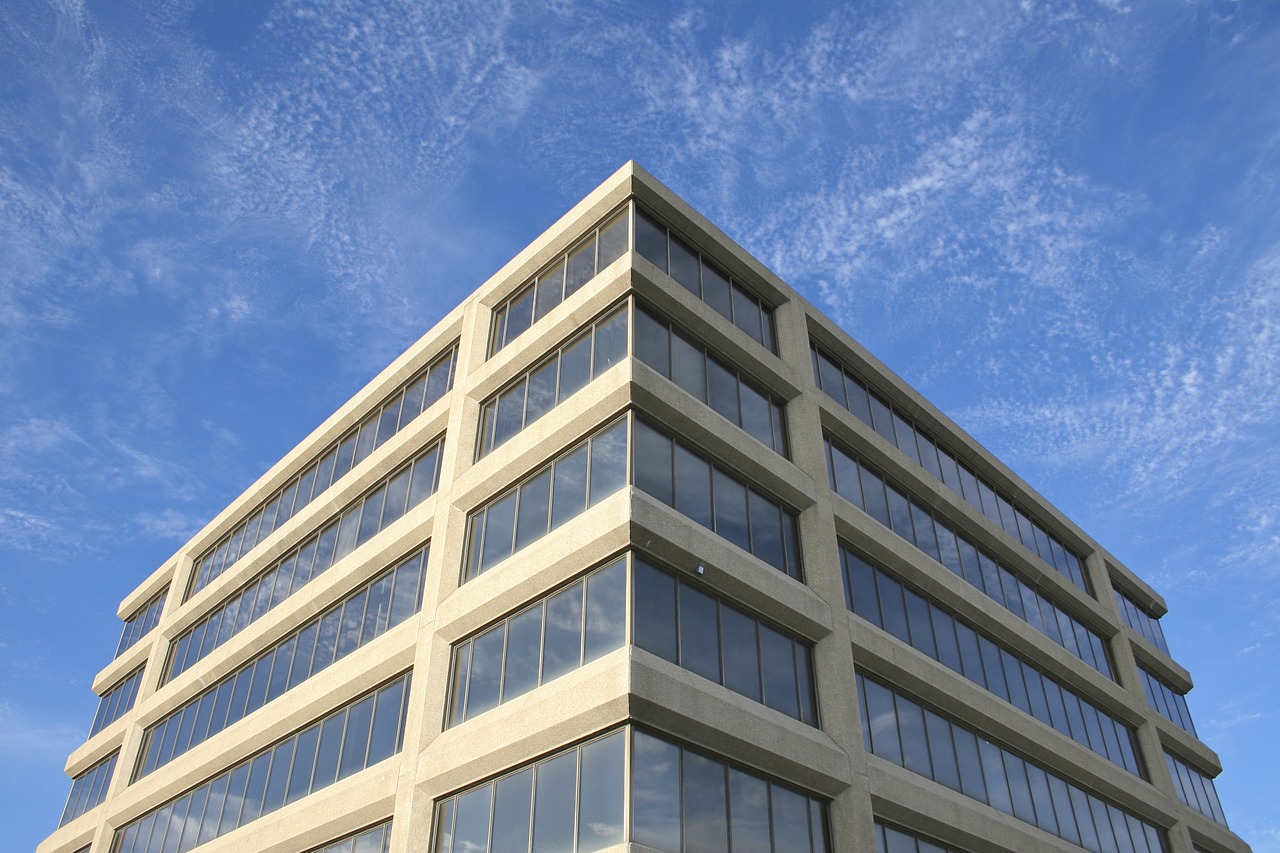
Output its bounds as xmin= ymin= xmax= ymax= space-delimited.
xmin=622 ymin=4 xmax=1144 ymax=370
xmin=202 ymin=0 xmax=544 ymax=343
xmin=958 ymin=242 xmax=1280 ymax=490
xmin=1 ymin=1 xmax=1278 ymax=850
xmin=135 ymin=507 xmax=204 ymax=541
xmin=0 ymin=0 xmax=555 ymax=561
xmin=0 ymin=415 xmax=199 ymax=551
xmin=0 ymin=0 xmax=545 ymax=379
xmin=619 ymin=2 xmax=1280 ymax=590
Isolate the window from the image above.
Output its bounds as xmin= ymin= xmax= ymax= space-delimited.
xmin=634 ymin=208 xmax=777 ymax=353
xmin=114 ymin=588 xmax=166 ymax=658
xmin=58 ymin=751 xmax=117 ymax=827
xmin=89 ymin=666 xmax=144 ymax=737
xmin=634 ymin=418 xmax=801 ymax=579
xmin=113 ymin=674 xmax=412 ymax=853
xmin=1114 ymin=588 xmax=1171 ymax=655
xmin=448 ymin=558 xmax=625 ymax=725
xmin=435 ymin=731 xmax=624 ymax=853
xmin=876 ymin=822 xmax=964 ymax=853
xmin=449 ymin=552 xmax=814 ymax=728
xmin=464 ymin=418 xmax=628 ymax=582
xmin=631 ymin=730 xmax=827 ymax=853
xmin=1139 ymin=666 xmax=1198 ymax=736
xmin=432 ymin=727 xmax=828 ymax=853
xmin=190 ymin=345 xmax=455 ymax=598
xmin=827 ymin=436 xmax=1112 ymax=679
xmin=635 ymin=304 xmax=787 ymax=456
xmin=813 ymin=344 xmax=1089 ymax=594
xmin=167 ymin=441 xmax=442 ymax=683
xmin=311 ymin=821 xmax=392 ymax=853
xmin=491 ymin=209 xmax=630 ymax=355
xmin=1166 ymin=752 xmax=1229 ymax=827
xmin=634 ymin=557 xmax=817 ymax=726
xmin=140 ymin=548 xmax=427 ymax=778
xmin=478 ymin=305 xmax=628 ymax=458
xmin=842 ymin=546 xmax=1140 ymax=775
xmin=859 ymin=675 xmax=1165 ymax=853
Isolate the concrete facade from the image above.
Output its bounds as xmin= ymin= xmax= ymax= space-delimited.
xmin=40 ymin=162 xmax=1251 ymax=853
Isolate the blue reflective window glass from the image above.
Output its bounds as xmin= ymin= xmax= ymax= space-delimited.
xmin=684 ymin=751 xmax=729 ymax=853
xmin=634 ymin=419 xmax=674 ymax=505
xmin=598 ymin=210 xmax=629 ymax=269
xmin=770 ymin=784 xmax=812 ymax=853
xmin=558 ymin=332 xmax=592 ymax=402
xmin=953 ymin=727 xmax=987 ymax=800
xmin=903 ymin=589 xmax=937 ymax=658
xmin=584 ymin=563 xmax=626 ymax=664
xmin=729 ymin=768 xmax=771 ymax=853
xmin=492 ymin=769 xmax=533 ymax=853
xmin=632 ymin=731 xmax=681 ymax=853
xmin=551 ymin=445 xmax=588 ymax=528
xmin=979 ymin=739 xmax=1013 ymax=815
xmin=542 ymin=585 xmax=583 ymax=683
xmin=564 ymin=236 xmax=597 ymax=298
xmin=635 ymin=561 xmax=678 ymax=662
xmin=588 ymin=420 xmax=627 ymax=504
xmin=337 ymin=695 xmax=374 ymax=780
xmin=672 ymin=333 xmax=707 ymax=402
xmin=675 ymin=444 xmax=714 ymax=529
xmin=760 ymin=625 xmax=800 ymax=720
xmin=721 ymin=607 xmax=761 ymax=702
xmin=261 ymin=738 xmax=294 ymax=815
xmin=367 ymin=678 xmax=406 ymax=766
xmin=669 ymin=234 xmax=701 ymax=295
xmin=578 ymin=733 xmax=625 ymax=852
xmin=702 ymin=261 xmax=733 ymax=320
xmin=732 ymin=286 xmax=765 ymax=347
xmin=931 ymin=605 xmax=962 ymax=673
xmin=532 ymin=752 xmax=577 ymax=853
xmin=876 ymin=573 xmax=911 ymax=644
xmin=713 ymin=469 xmax=751 ymax=552
xmin=503 ymin=605 xmax=544 ymax=700
xmin=862 ymin=678 xmax=901 ymax=763
xmin=464 ymin=625 xmax=504 ymax=719
xmin=678 ymin=583 xmax=721 ymax=683
xmin=286 ymin=725 xmax=320 ymax=804
xmin=453 ymin=785 xmax=492 ymax=853
xmin=748 ymin=490 xmax=786 ymax=570
xmin=636 ymin=307 xmax=671 ymax=376
xmin=239 ymin=752 xmax=272 ymax=825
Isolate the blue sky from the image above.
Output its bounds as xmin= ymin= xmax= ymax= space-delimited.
xmin=2 ymin=0 xmax=1277 ymax=850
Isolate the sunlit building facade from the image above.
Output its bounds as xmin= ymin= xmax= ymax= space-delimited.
xmin=40 ymin=162 xmax=1251 ymax=853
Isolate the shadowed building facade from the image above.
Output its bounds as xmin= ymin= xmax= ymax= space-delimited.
xmin=40 ymin=163 xmax=1251 ymax=853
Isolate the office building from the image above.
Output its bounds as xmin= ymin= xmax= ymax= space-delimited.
xmin=39 ymin=162 xmax=1251 ymax=853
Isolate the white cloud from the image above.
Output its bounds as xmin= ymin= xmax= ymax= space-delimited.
xmin=1205 ymin=701 xmax=1269 ymax=734
xmin=135 ymin=508 xmax=202 ymax=540
xmin=616 ymin=4 xmax=1280 ymax=602
xmin=0 ymin=508 xmax=63 ymax=551
xmin=956 ymin=241 xmax=1280 ymax=491
xmin=0 ymin=413 xmax=202 ymax=551
xmin=205 ymin=0 xmax=541 ymax=324
xmin=0 ymin=417 xmax=89 ymax=458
